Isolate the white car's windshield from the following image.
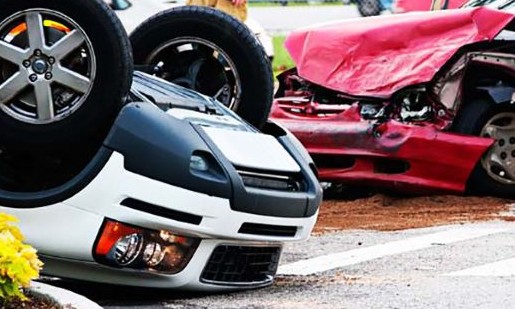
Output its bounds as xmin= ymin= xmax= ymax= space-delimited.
xmin=462 ymin=0 xmax=515 ymax=9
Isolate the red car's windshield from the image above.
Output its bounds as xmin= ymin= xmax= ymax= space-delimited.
xmin=462 ymin=0 xmax=515 ymax=8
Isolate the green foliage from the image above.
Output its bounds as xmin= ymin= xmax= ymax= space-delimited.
xmin=272 ymin=35 xmax=295 ymax=75
xmin=0 ymin=213 xmax=43 ymax=303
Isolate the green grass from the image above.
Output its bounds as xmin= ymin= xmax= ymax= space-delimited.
xmin=272 ymin=35 xmax=295 ymax=75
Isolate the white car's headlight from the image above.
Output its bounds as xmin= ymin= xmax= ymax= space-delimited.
xmin=94 ymin=220 xmax=200 ymax=274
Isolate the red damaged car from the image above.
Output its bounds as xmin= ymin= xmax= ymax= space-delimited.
xmin=393 ymin=0 xmax=466 ymax=13
xmin=270 ymin=0 xmax=515 ymax=198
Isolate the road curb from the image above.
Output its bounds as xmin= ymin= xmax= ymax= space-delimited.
xmin=30 ymin=281 xmax=102 ymax=309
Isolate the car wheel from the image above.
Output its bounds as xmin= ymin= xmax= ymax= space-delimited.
xmin=0 ymin=0 xmax=132 ymax=190
xmin=453 ymin=98 xmax=515 ymax=199
xmin=130 ymin=6 xmax=273 ymax=129
xmin=357 ymin=0 xmax=382 ymax=16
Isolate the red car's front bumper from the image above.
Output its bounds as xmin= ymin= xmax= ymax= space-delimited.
xmin=270 ymin=103 xmax=494 ymax=194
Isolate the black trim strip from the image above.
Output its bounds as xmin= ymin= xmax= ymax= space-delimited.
xmin=120 ymin=198 xmax=203 ymax=225
xmin=238 ymin=223 xmax=297 ymax=237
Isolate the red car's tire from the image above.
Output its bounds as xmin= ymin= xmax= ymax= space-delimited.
xmin=453 ymin=98 xmax=515 ymax=199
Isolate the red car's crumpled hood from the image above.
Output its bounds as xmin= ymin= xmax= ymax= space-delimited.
xmin=285 ymin=7 xmax=514 ymax=97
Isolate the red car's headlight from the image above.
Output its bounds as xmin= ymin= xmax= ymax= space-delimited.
xmin=94 ymin=220 xmax=200 ymax=274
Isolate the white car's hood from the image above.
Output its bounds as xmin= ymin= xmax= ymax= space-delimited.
xmin=202 ymin=126 xmax=301 ymax=173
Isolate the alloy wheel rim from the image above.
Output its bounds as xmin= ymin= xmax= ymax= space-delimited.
xmin=146 ymin=36 xmax=242 ymax=110
xmin=0 ymin=9 xmax=96 ymax=124
xmin=480 ymin=111 xmax=515 ymax=185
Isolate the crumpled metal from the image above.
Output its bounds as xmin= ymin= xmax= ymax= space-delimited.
xmin=285 ymin=7 xmax=514 ymax=97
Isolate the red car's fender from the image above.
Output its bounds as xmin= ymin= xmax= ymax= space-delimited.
xmin=270 ymin=103 xmax=494 ymax=193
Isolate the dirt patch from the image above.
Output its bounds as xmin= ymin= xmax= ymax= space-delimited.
xmin=275 ymin=272 xmax=359 ymax=287
xmin=1 ymin=297 xmax=60 ymax=309
xmin=314 ymin=195 xmax=515 ymax=233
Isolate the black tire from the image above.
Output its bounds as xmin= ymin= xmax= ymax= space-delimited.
xmin=130 ymin=6 xmax=273 ymax=129
xmin=0 ymin=0 xmax=132 ymax=191
xmin=0 ymin=0 xmax=132 ymax=154
xmin=357 ymin=0 xmax=382 ymax=16
xmin=452 ymin=97 xmax=515 ymax=199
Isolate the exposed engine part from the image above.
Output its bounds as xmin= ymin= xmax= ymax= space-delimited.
xmin=401 ymin=106 xmax=432 ymax=122
xmin=360 ymin=103 xmax=387 ymax=120
xmin=432 ymin=54 xmax=467 ymax=111
xmin=394 ymin=87 xmax=433 ymax=122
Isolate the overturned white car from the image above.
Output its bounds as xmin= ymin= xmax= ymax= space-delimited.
xmin=0 ymin=0 xmax=321 ymax=290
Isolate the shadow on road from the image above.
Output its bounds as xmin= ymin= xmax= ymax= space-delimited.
xmin=36 ymin=277 xmax=233 ymax=307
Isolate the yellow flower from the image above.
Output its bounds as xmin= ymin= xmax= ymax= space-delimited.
xmin=0 ymin=213 xmax=42 ymax=302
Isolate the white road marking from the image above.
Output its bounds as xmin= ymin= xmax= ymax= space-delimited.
xmin=444 ymin=257 xmax=515 ymax=277
xmin=278 ymin=227 xmax=511 ymax=276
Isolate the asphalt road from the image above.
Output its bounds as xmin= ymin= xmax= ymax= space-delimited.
xmin=248 ymin=5 xmax=361 ymax=33
xmin=44 ymin=221 xmax=515 ymax=309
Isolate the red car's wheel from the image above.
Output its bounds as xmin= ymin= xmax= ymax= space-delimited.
xmin=480 ymin=112 xmax=515 ymax=187
xmin=454 ymin=98 xmax=515 ymax=199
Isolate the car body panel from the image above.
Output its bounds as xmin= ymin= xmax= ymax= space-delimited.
xmin=270 ymin=103 xmax=494 ymax=193
xmin=40 ymin=238 xmax=282 ymax=291
xmin=202 ymin=127 xmax=301 ymax=172
xmin=285 ymin=7 xmax=514 ymax=97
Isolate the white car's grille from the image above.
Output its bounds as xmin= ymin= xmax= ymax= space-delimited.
xmin=237 ymin=169 xmax=305 ymax=192
xmin=201 ymin=245 xmax=281 ymax=286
